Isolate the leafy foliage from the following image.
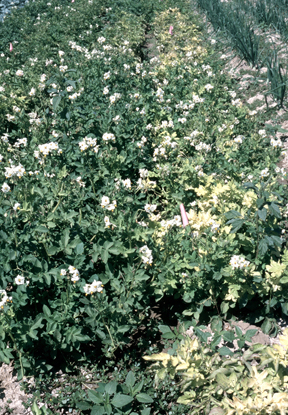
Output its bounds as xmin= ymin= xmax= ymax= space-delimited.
xmin=0 ymin=0 xmax=288 ymax=413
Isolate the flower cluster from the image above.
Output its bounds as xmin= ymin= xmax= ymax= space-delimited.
xmin=260 ymin=168 xmax=269 ymax=179
xmin=83 ymin=280 xmax=104 ymax=295
xmin=271 ymin=138 xmax=282 ymax=147
xmin=68 ymin=90 xmax=81 ymax=100
xmin=258 ymin=129 xmax=267 ymax=137
xmin=14 ymin=137 xmax=27 ymax=148
xmin=155 ymin=120 xmax=174 ymax=130
xmin=36 ymin=142 xmax=62 ymax=157
xmin=234 ymin=135 xmax=245 ymax=144
xmin=28 ymin=112 xmax=42 ymax=125
xmin=1 ymin=133 xmax=9 ymax=143
xmin=109 ymin=93 xmax=121 ymax=104
xmin=60 ymin=266 xmax=80 ymax=283
xmin=204 ymin=83 xmax=213 ymax=92
xmin=160 ymin=215 xmax=182 ymax=228
xmin=76 ymin=176 xmax=85 ymax=187
xmin=101 ymin=196 xmax=117 ymax=211
xmin=102 ymin=133 xmax=116 ymax=142
xmin=0 ymin=290 xmax=12 ymax=309
xmin=137 ymin=136 xmax=147 ymax=148
xmin=104 ymin=216 xmax=116 ymax=228
xmin=153 ymin=146 xmax=167 ymax=160
xmin=139 ymin=168 xmax=149 ymax=178
xmin=194 ymin=142 xmax=211 ymax=152
xmin=210 ymin=219 xmax=220 ymax=233
xmin=5 ymin=163 xmax=25 ymax=178
xmin=139 ymin=245 xmax=153 ymax=265
xmin=79 ymin=136 xmax=99 ymax=152
xmin=275 ymin=167 xmax=287 ymax=178
xmin=144 ymin=204 xmax=157 ymax=213
xmin=230 ymin=255 xmax=250 ymax=270
xmin=155 ymin=87 xmax=164 ymax=102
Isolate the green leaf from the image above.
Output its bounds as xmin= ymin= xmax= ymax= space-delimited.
xmin=218 ymin=347 xmax=233 ymax=356
xmin=222 ymin=331 xmax=235 ymax=342
xmin=87 ymin=390 xmax=104 ymax=405
xmin=220 ymin=302 xmax=229 ymax=314
xmin=104 ymin=241 xmax=114 ymax=250
xmin=75 ymin=402 xmax=92 ymax=410
xmin=102 ymin=250 xmax=109 ymax=264
xmin=61 ymin=229 xmax=70 ymax=247
xmin=261 ymin=318 xmax=272 ymax=334
xmin=43 ymin=305 xmax=51 ymax=317
xmin=258 ymin=239 xmax=268 ymax=256
xmin=162 ymin=332 xmax=175 ymax=339
xmin=245 ymin=329 xmax=257 ymax=340
xmin=224 ymin=210 xmax=241 ymax=220
xmin=111 ymin=394 xmax=133 ymax=408
xmin=43 ymin=273 xmax=51 ymax=286
xmin=75 ymin=242 xmax=84 ymax=255
xmin=53 ymin=329 xmax=62 ymax=343
xmin=216 ymin=373 xmax=231 ymax=390
xmin=104 ymin=403 xmax=112 ymax=414
xmin=47 ymin=246 xmax=58 ymax=256
xmin=105 ymin=381 xmax=118 ymax=395
xmin=66 ymin=80 xmax=76 ymax=88
xmin=269 ymin=202 xmax=281 ymax=218
xmin=158 ymin=325 xmax=172 ymax=334
xmin=257 ymin=208 xmax=267 ymax=221
xmin=235 ymin=326 xmax=243 ymax=338
xmin=31 ymin=401 xmax=43 ymax=415
xmin=90 ymin=405 xmax=105 ymax=415
xmin=237 ymin=340 xmax=245 ymax=348
xmin=281 ymin=302 xmax=288 ymax=315
xmin=210 ymin=335 xmax=222 ymax=349
xmin=96 ymin=329 xmax=106 ymax=340
xmin=141 ymin=409 xmax=151 ymax=415
xmin=133 ymin=379 xmax=144 ymax=394
xmin=0 ymin=350 xmax=10 ymax=364
xmin=117 ymin=325 xmax=130 ymax=333
xmin=227 ymin=218 xmax=244 ymax=233
xmin=125 ymin=371 xmax=136 ymax=388
xmin=53 ymin=95 xmax=61 ymax=111
xmin=35 ymin=225 xmax=49 ymax=233
xmin=109 ymin=248 xmax=121 ymax=255
xmin=270 ymin=235 xmax=282 ymax=247
xmin=195 ymin=328 xmax=211 ymax=343
xmin=136 ymin=393 xmax=154 ymax=403
xmin=91 ymin=405 xmax=105 ymax=415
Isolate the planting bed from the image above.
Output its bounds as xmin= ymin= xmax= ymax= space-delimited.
xmin=1 ymin=0 xmax=288 ymax=414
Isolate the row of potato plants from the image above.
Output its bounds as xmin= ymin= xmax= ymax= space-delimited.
xmin=0 ymin=0 xmax=287 ymax=394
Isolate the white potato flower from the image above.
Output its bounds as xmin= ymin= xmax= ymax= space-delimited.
xmin=101 ymin=196 xmax=110 ymax=207
xmin=1 ymin=183 xmax=10 ymax=193
xmin=15 ymin=275 xmax=25 ymax=285
xmin=144 ymin=204 xmax=157 ymax=213
xmin=104 ymin=216 xmax=111 ymax=228
xmin=230 ymin=255 xmax=250 ymax=270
